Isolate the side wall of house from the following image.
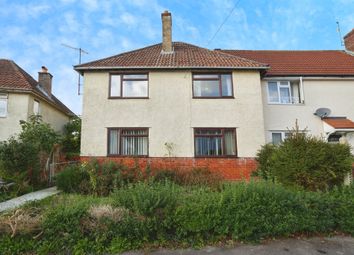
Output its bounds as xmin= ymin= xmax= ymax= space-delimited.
xmin=0 ymin=93 xmax=30 ymax=141
xmin=80 ymin=70 xmax=265 ymax=178
xmin=29 ymin=95 xmax=70 ymax=133
xmin=263 ymin=78 xmax=354 ymax=148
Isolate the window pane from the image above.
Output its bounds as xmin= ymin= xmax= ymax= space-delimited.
xmin=193 ymin=74 xmax=219 ymax=79
xmin=224 ymin=130 xmax=236 ymax=155
xmin=196 ymin=137 xmax=222 ymax=156
xmin=122 ymin=136 xmax=148 ymax=155
xmin=123 ymin=74 xmax=147 ymax=79
xmin=279 ymin=87 xmax=291 ymax=103
xmin=109 ymin=129 xmax=119 ymax=154
xmin=221 ymin=74 xmax=232 ymax=96
xmin=110 ymin=75 xmax=121 ymax=97
xmin=272 ymin=133 xmax=282 ymax=145
xmin=193 ymin=80 xmax=220 ymax=97
xmin=122 ymin=80 xmax=148 ymax=97
xmin=122 ymin=129 xmax=147 ymax=135
xmin=196 ymin=129 xmax=222 ymax=135
xmin=0 ymin=98 xmax=7 ymax=117
xmin=268 ymin=82 xmax=279 ymax=103
xmin=33 ymin=100 xmax=40 ymax=115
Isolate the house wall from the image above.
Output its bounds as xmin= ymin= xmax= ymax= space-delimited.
xmin=0 ymin=93 xmax=29 ymax=141
xmin=263 ymin=78 xmax=354 ymax=148
xmin=81 ymin=70 xmax=265 ymax=159
xmin=29 ymin=95 xmax=70 ymax=133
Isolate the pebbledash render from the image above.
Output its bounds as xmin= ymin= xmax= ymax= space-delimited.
xmin=75 ymin=11 xmax=354 ymax=180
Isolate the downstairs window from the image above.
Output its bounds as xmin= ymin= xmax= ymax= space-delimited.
xmin=108 ymin=128 xmax=148 ymax=156
xmin=194 ymin=128 xmax=237 ymax=157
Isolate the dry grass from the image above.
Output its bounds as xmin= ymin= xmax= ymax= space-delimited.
xmin=0 ymin=208 xmax=43 ymax=237
xmin=88 ymin=204 xmax=129 ymax=222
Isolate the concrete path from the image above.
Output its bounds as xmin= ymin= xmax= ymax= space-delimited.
xmin=123 ymin=236 xmax=354 ymax=255
xmin=0 ymin=186 xmax=60 ymax=213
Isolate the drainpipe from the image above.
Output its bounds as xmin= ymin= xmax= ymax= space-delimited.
xmin=299 ymin=76 xmax=305 ymax=104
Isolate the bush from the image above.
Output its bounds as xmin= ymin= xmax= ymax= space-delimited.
xmin=55 ymin=164 xmax=89 ymax=193
xmin=254 ymin=125 xmax=352 ymax=191
xmin=61 ymin=117 xmax=81 ymax=159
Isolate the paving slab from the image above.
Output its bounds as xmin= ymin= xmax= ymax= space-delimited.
xmin=0 ymin=186 xmax=60 ymax=212
xmin=122 ymin=236 xmax=354 ymax=255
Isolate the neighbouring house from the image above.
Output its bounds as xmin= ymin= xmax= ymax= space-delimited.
xmin=0 ymin=60 xmax=75 ymax=141
xmin=75 ymin=11 xmax=354 ymax=180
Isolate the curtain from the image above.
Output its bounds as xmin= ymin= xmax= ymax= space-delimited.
xmin=224 ymin=130 xmax=236 ymax=155
xmin=109 ymin=130 xmax=119 ymax=154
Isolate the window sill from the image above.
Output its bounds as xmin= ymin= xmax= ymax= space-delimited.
xmin=107 ymin=154 xmax=149 ymax=158
xmin=267 ymin=103 xmax=304 ymax=105
xmin=194 ymin=155 xmax=238 ymax=158
xmin=193 ymin=96 xmax=235 ymax=99
xmin=108 ymin=97 xmax=149 ymax=99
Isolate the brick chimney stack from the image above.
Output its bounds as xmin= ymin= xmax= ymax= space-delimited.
xmin=38 ymin=66 xmax=52 ymax=96
xmin=161 ymin=10 xmax=173 ymax=53
xmin=344 ymin=29 xmax=354 ymax=52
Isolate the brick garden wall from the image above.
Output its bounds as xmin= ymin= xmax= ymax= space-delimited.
xmin=80 ymin=157 xmax=257 ymax=180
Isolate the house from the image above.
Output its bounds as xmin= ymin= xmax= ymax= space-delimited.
xmin=0 ymin=60 xmax=75 ymax=141
xmin=75 ymin=11 xmax=354 ymax=180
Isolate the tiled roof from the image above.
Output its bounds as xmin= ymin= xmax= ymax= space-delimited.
xmin=0 ymin=59 xmax=74 ymax=116
xmin=75 ymin=42 xmax=268 ymax=70
xmin=219 ymin=50 xmax=354 ymax=76
xmin=323 ymin=117 xmax=354 ymax=129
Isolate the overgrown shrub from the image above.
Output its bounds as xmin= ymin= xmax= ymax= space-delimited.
xmin=1 ymin=182 xmax=354 ymax=254
xmin=0 ymin=115 xmax=59 ymax=196
xmin=61 ymin=116 xmax=81 ymax=160
xmin=55 ymin=164 xmax=89 ymax=193
xmin=254 ymin=126 xmax=352 ymax=191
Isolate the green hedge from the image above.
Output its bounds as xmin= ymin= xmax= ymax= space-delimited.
xmin=1 ymin=182 xmax=353 ymax=254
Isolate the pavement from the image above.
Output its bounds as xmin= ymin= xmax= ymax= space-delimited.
xmin=0 ymin=186 xmax=60 ymax=212
xmin=122 ymin=236 xmax=354 ymax=255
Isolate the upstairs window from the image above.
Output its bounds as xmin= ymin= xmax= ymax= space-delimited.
xmin=267 ymin=81 xmax=303 ymax=104
xmin=194 ymin=128 xmax=237 ymax=157
xmin=193 ymin=74 xmax=233 ymax=98
xmin=110 ymin=74 xmax=148 ymax=98
xmin=108 ymin=128 xmax=148 ymax=156
xmin=33 ymin=100 xmax=40 ymax=115
xmin=0 ymin=94 xmax=8 ymax=117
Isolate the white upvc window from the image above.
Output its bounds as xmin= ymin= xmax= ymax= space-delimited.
xmin=271 ymin=131 xmax=290 ymax=145
xmin=268 ymin=81 xmax=293 ymax=104
xmin=0 ymin=94 xmax=8 ymax=117
xmin=33 ymin=99 xmax=40 ymax=115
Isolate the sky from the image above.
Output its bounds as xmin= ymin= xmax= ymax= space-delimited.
xmin=1 ymin=0 xmax=353 ymax=115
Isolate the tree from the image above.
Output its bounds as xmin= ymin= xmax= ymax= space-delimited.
xmin=61 ymin=116 xmax=81 ymax=159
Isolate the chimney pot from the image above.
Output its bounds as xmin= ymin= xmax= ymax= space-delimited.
xmin=38 ymin=67 xmax=52 ymax=96
xmin=161 ymin=11 xmax=173 ymax=53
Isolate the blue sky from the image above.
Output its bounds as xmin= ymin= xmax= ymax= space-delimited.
xmin=1 ymin=0 xmax=353 ymax=114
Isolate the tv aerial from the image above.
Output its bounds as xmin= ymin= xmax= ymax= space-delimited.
xmin=61 ymin=43 xmax=88 ymax=95
xmin=314 ymin=108 xmax=331 ymax=118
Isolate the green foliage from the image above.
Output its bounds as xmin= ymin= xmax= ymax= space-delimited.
xmin=55 ymin=164 xmax=89 ymax=193
xmin=19 ymin=115 xmax=59 ymax=153
xmin=1 ymin=182 xmax=354 ymax=253
xmin=254 ymin=125 xmax=352 ymax=191
xmin=61 ymin=116 xmax=81 ymax=158
xmin=0 ymin=115 xmax=59 ymax=195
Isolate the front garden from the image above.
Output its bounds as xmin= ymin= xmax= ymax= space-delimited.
xmin=0 ymin=122 xmax=353 ymax=254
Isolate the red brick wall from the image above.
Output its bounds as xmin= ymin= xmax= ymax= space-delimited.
xmin=80 ymin=156 xmax=257 ymax=180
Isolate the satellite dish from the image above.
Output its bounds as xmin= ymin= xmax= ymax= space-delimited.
xmin=314 ymin=108 xmax=331 ymax=118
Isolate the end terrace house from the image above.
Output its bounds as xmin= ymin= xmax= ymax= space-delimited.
xmin=0 ymin=60 xmax=75 ymax=141
xmin=75 ymin=11 xmax=267 ymax=179
xmin=75 ymin=11 xmax=354 ymax=180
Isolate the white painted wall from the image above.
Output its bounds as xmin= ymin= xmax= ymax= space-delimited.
xmin=263 ymin=78 xmax=354 ymax=149
xmin=81 ymin=70 xmax=265 ymax=157
xmin=0 ymin=92 xmax=70 ymax=141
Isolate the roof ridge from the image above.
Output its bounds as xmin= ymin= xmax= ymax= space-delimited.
xmin=221 ymin=49 xmax=346 ymax=52
xmin=214 ymin=49 xmax=269 ymax=67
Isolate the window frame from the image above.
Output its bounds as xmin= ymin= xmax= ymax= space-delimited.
xmin=192 ymin=73 xmax=234 ymax=99
xmin=194 ymin=128 xmax=237 ymax=158
xmin=267 ymin=81 xmax=293 ymax=104
xmin=270 ymin=131 xmax=290 ymax=145
xmin=0 ymin=93 xmax=8 ymax=118
xmin=33 ymin=99 xmax=40 ymax=115
xmin=109 ymin=72 xmax=149 ymax=99
xmin=107 ymin=127 xmax=149 ymax=157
